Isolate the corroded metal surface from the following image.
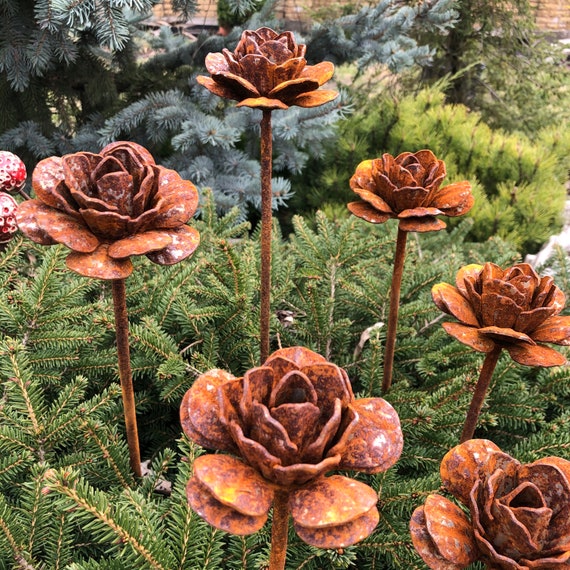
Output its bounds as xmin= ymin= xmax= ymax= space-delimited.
xmin=180 ymin=346 xmax=404 ymax=549
xmin=411 ymin=439 xmax=570 ymax=569
xmin=432 ymin=262 xmax=570 ymax=366
xmin=16 ymin=141 xmax=200 ymax=279
xmin=347 ymin=150 xmax=474 ymax=232
xmin=197 ymin=27 xmax=338 ymax=110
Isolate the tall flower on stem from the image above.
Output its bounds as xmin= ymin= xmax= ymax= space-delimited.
xmin=16 ymin=141 xmax=200 ymax=477
xmin=411 ymin=439 xmax=570 ymax=569
xmin=180 ymin=346 xmax=403 ymax=570
xmin=432 ymin=262 xmax=570 ymax=442
xmin=348 ymin=150 xmax=474 ymax=392
xmin=197 ymin=27 xmax=338 ymax=362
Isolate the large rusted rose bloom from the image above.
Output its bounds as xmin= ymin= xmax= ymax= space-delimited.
xmin=180 ymin=346 xmax=403 ymax=548
xmin=16 ymin=141 xmax=199 ymax=280
xmin=411 ymin=439 xmax=570 ymax=569
xmin=348 ymin=150 xmax=474 ymax=232
xmin=196 ymin=27 xmax=338 ymax=110
xmin=432 ymin=262 xmax=570 ymax=366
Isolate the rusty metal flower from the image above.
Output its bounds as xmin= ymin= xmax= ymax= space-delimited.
xmin=15 ymin=141 xmax=200 ymax=280
xmin=411 ymin=439 xmax=570 ymax=569
xmin=432 ymin=262 xmax=570 ymax=367
xmin=348 ymin=150 xmax=474 ymax=232
xmin=180 ymin=346 xmax=403 ymax=548
xmin=196 ymin=27 xmax=338 ymax=110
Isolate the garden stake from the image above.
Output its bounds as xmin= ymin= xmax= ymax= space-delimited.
xmin=196 ymin=27 xmax=337 ymax=363
xmin=111 ymin=278 xmax=142 ymax=477
xmin=269 ymin=490 xmax=290 ymax=570
xmin=180 ymin=346 xmax=403 ymax=554
xmin=459 ymin=346 xmax=501 ymax=443
xmin=382 ymin=226 xmax=407 ymax=393
xmin=432 ymin=262 xmax=570 ymax=441
xmin=260 ymin=109 xmax=273 ymax=362
xmin=348 ymin=151 xmax=474 ymax=392
xmin=411 ymin=438 xmax=570 ymax=569
xmin=15 ymin=141 xmax=200 ymax=479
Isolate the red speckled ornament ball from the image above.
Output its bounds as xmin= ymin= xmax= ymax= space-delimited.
xmin=0 ymin=193 xmax=18 ymax=242
xmin=0 ymin=151 xmax=27 ymax=193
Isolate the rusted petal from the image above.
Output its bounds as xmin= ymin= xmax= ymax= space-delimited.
xmin=523 ymin=551 xmax=570 ymax=568
xmin=520 ymin=456 xmax=570 ymax=513
xmin=456 ymin=264 xmax=483 ymax=298
xmin=66 ymin=243 xmax=133 ymax=280
xmin=249 ymin=401 xmax=297 ymax=463
xmin=240 ymin=366 xmax=274 ymax=421
xmin=180 ymin=368 xmax=236 ymax=452
xmin=302 ymin=398 xmax=342 ymax=463
xmin=236 ymin=97 xmax=290 ymax=110
xmin=347 ymin=201 xmax=391 ymax=224
xmin=350 ymin=187 xmax=394 ymax=214
xmin=532 ymin=316 xmax=570 ymax=345
xmin=479 ymin=325 xmax=535 ymax=345
xmin=15 ymin=200 xmax=58 ymax=245
xmin=273 ymin=57 xmax=306 ymax=85
xmin=294 ymin=505 xmax=379 ymax=549
xmin=229 ymin=420 xmax=283 ymax=483
xmin=268 ymin=76 xmax=319 ymax=100
xmin=20 ymin=201 xmax=99 ymax=252
xmin=213 ymin=71 xmax=261 ymax=100
xmin=152 ymin=171 xmax=199 ymax=228
xmin=62 ymin=153 xmax=102 ymax=199
xmin=80 ymin=208 xmax=130 ymax=240
xmin=265 ymin=346 xmax=327 ymax=368
xmin=430 ymin=181 xmax=474 ymax=215
xmin=300 ymin=61 xmax=334 ymax=85
xmin=423 ymin=494 xmax=478 ymax=567
xmin=146 ymin=225 xmax=200 ymax=265
xmin=432 ymin=283 xmax=480 ymax=327
xmin=391 ymin=186 xmax=430 ymax=213
xmin=32 ymin=157 xmax=80 ymax=216
xmin=398 ymin=207 xmax=443 ymax=218
xmin=442 ymin=322 xmax=496 ymax=353
xmin=350 ymin=160 xmax=383 ymax=194
xmin=290 ymin=475 xmax=377 ymax=528
xmin=291 ymin=89 xmax=339 ymax=108
xmin=238 ymin=54 xmax=277 ymax=95
xmin=301 ymin=363 xmax=351 ymax=416
xmin=516 ymin=307 xmax=559 ymax=335
xmin=197 ymin=75 xmax=245 ymax=101
xmin=272 ymin=454 xmax=341 ymax=487
xmin=480 ymin=291 xmax=521 ymax=329
xmin=271 ymin=402 xmax=321 ymax=450
xmin=398 ymin=216 xmax=446 ymax=232
xmin=336 ymin=397 xmax=403 ymax=473
xmin=186 ymin=477 xmax=267 ymax=535
xmin=440 ymin=439 xmax=502 ymax=505
xmin=102 ymin=141 xmax=155 ymax=166
xmin=269 ymin=370 xmax=317 ymax=408
xmin=193 ymin=454 xmax=274 ymax=517
xmin=410 ymin=506 xmax=467 ymax=570
xmin=506 ymin=342 xmax=566 ymax=367
xmin=108 ymin=231 xmax=172 ymax=258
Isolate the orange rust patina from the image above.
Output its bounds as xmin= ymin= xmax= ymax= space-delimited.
xmin=197 ymin=27 xmax=338 ymax=111
xmin=411 ymin=439 xmax=570 ymax=569
xmin=16 ymin=141 xmax=200 ymax=279
xmin=180 ymin=346 xmax=403 ymax=549
xmin=432 ymin=262 xmax=570 ymax=367
xmin=348 ymin=150 xmax=474 ymax=232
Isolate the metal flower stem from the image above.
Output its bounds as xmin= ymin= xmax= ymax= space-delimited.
xmin=111 ymin=278 xmax=142 ymax=478
xmin=460 ymin=346 xmax=502 ymax=443
xmin=269 ymin=489 xmax=290 ymax=570
xmin=260 ymin=109 xmax=273 ymax=363
xmin=382 ymin=227 xmax=408 ymax=393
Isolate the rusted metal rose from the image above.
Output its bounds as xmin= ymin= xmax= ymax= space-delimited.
xmin=348 ymin=150 xmax=474 ymax=232
xmin=411 ymin=439 xmax=570 ymax=569
xmin=180 ymin=346 xmax=403 ymax=548
xmin=432 ymin=262 xmax=570 ymax=366
xmin=16 ymin=141 xmax=199 ymax=280
xmin=196 ymin=27 xmax=338 ymax=110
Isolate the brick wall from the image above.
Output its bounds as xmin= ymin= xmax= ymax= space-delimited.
xmin=532 ymin=0 xmax=570 ymax=37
